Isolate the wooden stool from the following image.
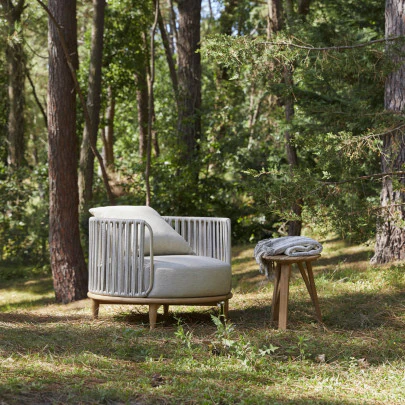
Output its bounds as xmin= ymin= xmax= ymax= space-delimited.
xmin=262 ymin=254 xmax=322 ymax=330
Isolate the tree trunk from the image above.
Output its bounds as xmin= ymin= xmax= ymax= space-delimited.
xmin=267 ymin=0 xmax=303 ymax=236
xmin=283 ymin=64 xmax=302 ymax=236
xmin=158 ymin=7 xmax=178 ymax=102
xmin=78 ymin=0 xmax=105 ymax=209
xmin=298 ymin=0 xmax=311 ymax=16
xmin=145 ymin=0 xmax=159 ymax=206
xmin=371 ymin=0 xmax=405 ymax=263
xmin=167 ymin=0 xmax=178 ymax=52
xmin=135 ymin=69 xmax=149 ymax=158
xmin=102 ymin=85 xmax=115 ymax=171
xmin=1 ymin=0 xmax=26 ymax=169
xmin=176 ymin=0 xmax=201 ymax=163
xmin=48 ymin=0 xmax=87 ymax=303
xmin=267 ymin=0 xmax=282 ymax=35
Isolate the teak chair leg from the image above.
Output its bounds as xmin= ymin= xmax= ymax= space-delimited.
xmin=149 ymin=304 xmax=161 ymax=330
xmin=163 ymin=304 xmax=169 ymax=316
xmin=223 ymin=299 xmax=229 ymax=319
xmin=218 ymin=300 xmax=229 ymax=320
xmin=92 ymin=299 xmax=100 ymax=319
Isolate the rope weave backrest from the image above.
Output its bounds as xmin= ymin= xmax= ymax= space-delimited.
xmin=162 ymin=216 xmax=231 ymax=264
xmin=88 ymin=218 xmax=154 ymax=297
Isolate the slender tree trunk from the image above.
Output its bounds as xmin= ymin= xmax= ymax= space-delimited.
xmin=135 ymin=69 xmax=149 ymax=158
xmin=283 ymin=64 xmax=302 ymax=236
xmin=298 ymin=0 xmax=311 ymax=16
xmin=167 ymin=0 xmax=178 ymax=50
xmin=78 ymin=0 xmax=106 ymax=209
xmin=102 ymin=85 xmax=115 ymax=171
xmin=27 ymin=70 xmax=47 ymax=128
xmin=371 ymin=0 xmax=405 ymax=263
xmin=145 ymin=0 xmax=159 ymax=206
xmin=158 ymin=8 xmax=178 ymax=102
xmin=48 ymin=0 xmax=87 ymax=303
xmin=176 ymin=0 xmax=201 ymax=163
xmin=267 ymin=0 xmax=303 ymax=236
xmin=267 ymin=0 xmax=282 ymax=35
xmin=1 ymin=0 xmax=26 ymax=169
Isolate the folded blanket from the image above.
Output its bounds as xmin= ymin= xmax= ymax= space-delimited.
xmin=254 ymin=236 xmax=323 ymax=278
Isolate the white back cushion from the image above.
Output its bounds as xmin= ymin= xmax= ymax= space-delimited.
xmin=89 ymin=206 xmax=194 ymax=255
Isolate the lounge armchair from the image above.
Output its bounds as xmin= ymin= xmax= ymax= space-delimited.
xmin=87 ymin=206 xmax=232 ymax=329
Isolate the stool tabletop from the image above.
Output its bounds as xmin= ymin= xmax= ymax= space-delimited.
xmin=262 ymin=254 xmax=321 ymax=263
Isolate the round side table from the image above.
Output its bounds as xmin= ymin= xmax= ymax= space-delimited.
xmin=262 ymin=254 xmax=322 ymax=330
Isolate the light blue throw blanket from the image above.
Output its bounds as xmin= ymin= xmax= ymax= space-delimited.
xmin=254 ymin=236 xmax=323 ymax=278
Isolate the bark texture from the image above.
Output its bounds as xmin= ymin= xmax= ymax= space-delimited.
xmin=176 ymin=0 xmax=201 ymax=162
xmin=371 ymin=0 xmax=405 ymax=263
xmin=48 ymin=0 xmax=88 ymax=302
xmin=1 ymin=0 xmax=26 ymax=168
xmin=78 ymin=0 xmax=106 ymax=208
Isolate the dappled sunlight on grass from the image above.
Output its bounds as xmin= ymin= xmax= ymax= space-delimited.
xmin=0 ymin=277 xmax=55 ymax=312
xmin=1 ymin=240 xmax=405 ymax=404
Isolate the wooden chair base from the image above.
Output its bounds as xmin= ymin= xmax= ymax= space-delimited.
xmin=263 ymin=255 xmax=322 ymax=330
xmin=88 ymin=292 xmax=232 ymax=330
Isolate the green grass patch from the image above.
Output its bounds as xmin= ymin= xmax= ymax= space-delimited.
xmin=1 ymin=239 xmax=405 ymax=404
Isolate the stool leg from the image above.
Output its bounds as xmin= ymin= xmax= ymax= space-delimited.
xmin=278 ymin=264 xmax=291 ymax=330
xmin=297 ymin=262 xmax=315 ymax=302
xmin=305 ymin=261 xmax=322 ymax=323
xmin=271 ymin=264 xmax=282 ymax=324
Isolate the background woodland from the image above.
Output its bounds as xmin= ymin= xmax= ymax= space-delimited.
xmin=1 ymin=0 xmax=404 ymax=301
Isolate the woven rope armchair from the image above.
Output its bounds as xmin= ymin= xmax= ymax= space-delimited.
xmin=87 ymin=207 xmax=232 ymax=329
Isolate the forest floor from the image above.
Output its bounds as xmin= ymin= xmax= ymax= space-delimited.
xmin=1 ymin=238 xmax=405 ymax=404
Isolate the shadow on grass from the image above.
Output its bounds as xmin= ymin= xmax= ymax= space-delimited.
xmin=315 ymin=250 xmax=373 ymax=269
xmin=0 ymin=296 xmax=56 ymax=312
xmin=0 ymin=276 xmax=53 ymax=294
xmin=1 ymin=289 xmax=404 ymax=361
xmin=228 ymin=289 xmax=405 ymax=331
xmin=0 ymin=382 xmax=363 ymax=405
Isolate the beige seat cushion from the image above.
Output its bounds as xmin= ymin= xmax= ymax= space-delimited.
xmin=146 ymin=255 xmax=232 ymax=298
xmin=89 ymin=205 xmax=194 ymax=256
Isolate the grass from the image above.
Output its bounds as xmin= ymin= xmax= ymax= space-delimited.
xmin=1 ymin=239 xmax=405 ymax=404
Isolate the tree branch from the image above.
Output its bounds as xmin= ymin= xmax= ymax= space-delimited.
xmin=253 ymin=170 xmax=405 ymax=185
xmin=260 ymin=35 xmax=403 ymax=52
xmin=26 ymin=69 xmax=47 ymax=128
xmin=322 ymin=171 xmax=405 ymax=185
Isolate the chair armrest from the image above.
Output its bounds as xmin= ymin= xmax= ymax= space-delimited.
xmin=88 ymin=217 xmax=154 ymax=297
xmin=162 ymin=216 xmax=231 ymax=264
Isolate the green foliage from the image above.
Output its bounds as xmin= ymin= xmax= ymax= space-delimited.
xmin=200 ymin=0 xmax=390 ymax=241
xmin=0 ymin=164 xmax=49 ymax=264
xmin=0 ymin=0 xmax=399 ymax=267
xmin=103 ymin=0 xmax=153 ymax=87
